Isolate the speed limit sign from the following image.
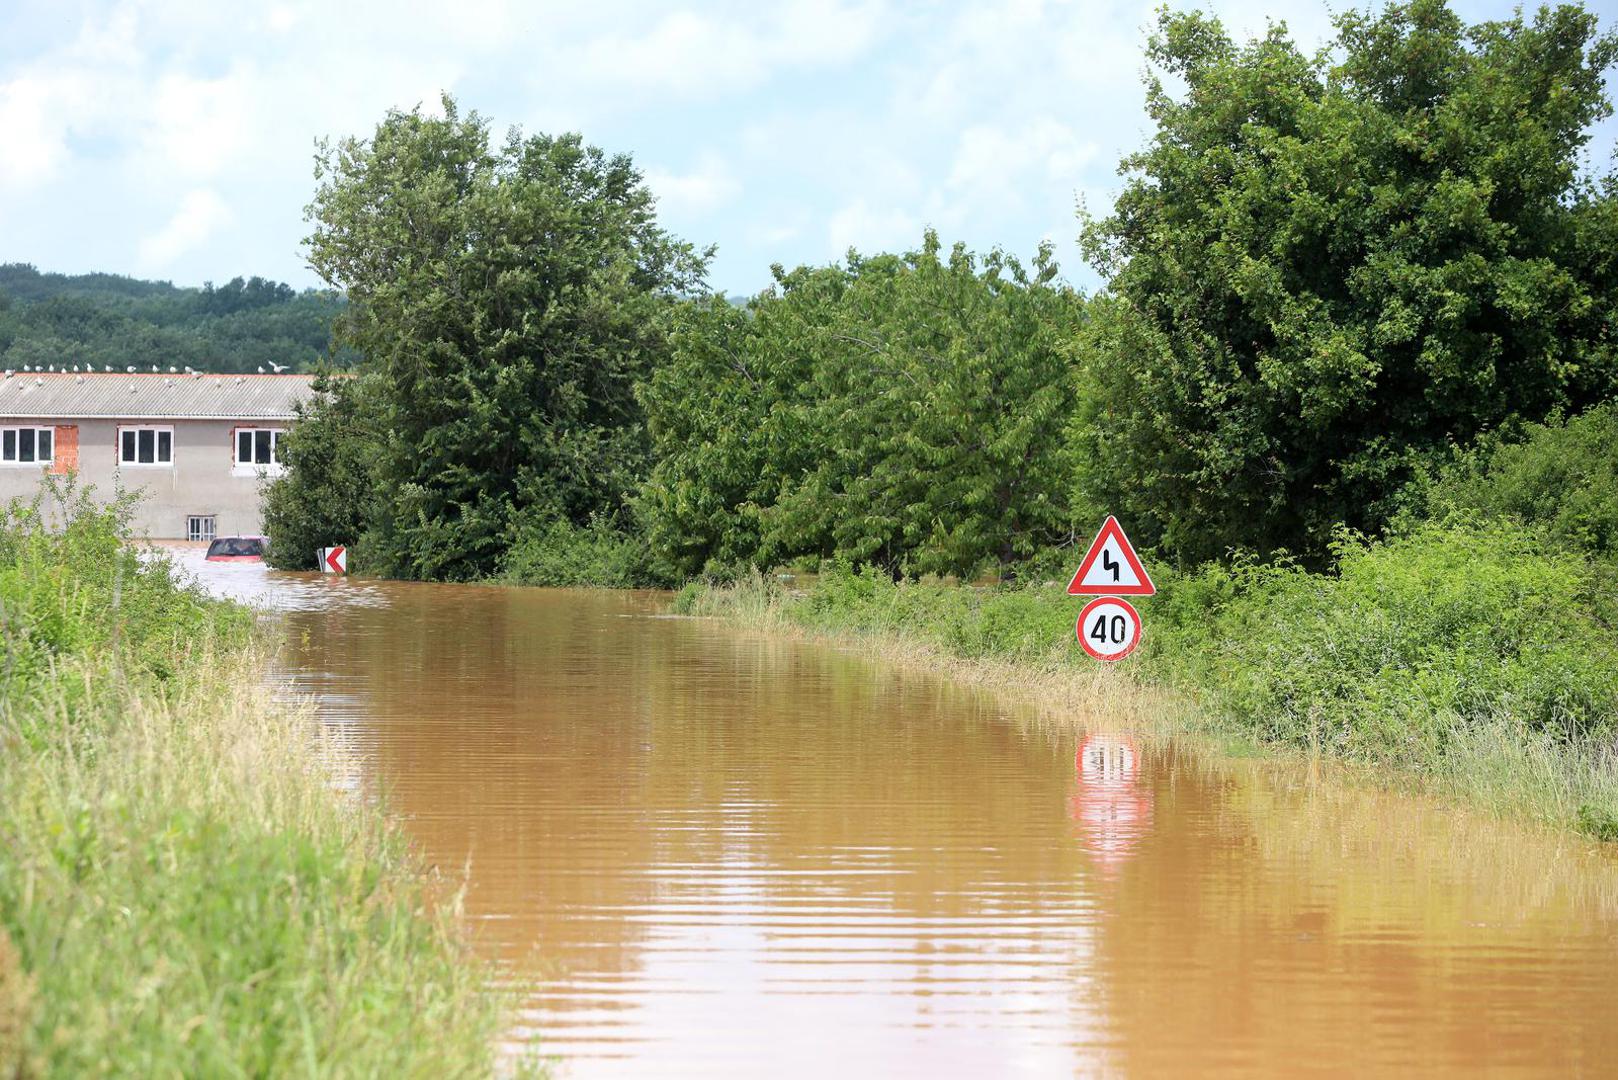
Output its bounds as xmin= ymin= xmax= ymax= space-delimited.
xmin=1076 ymin=596 xmax=1142 ymax=662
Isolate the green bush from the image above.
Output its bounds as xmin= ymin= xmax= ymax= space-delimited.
xmin=0 ymin=481 xmax=249 ymax=710
xmin=774 ymin=565 xmax=1080 ymax=665
xmin=689 ymin=522 xmax=1618 ymax=835
xmin=1148 ymin=522 xmax=1618 ymax=760
xmin=1074 ymin=4 xmax=1618 ymax=567
xmin=701 ymin=524 xmax=1618 ymax=763
xmin=1416 ymin=402 xmax=1618 ymax=560
xmin=640 ymin=233 xmax=1083 ymax=581
xmin=499 ymin=514 xmax=670 ymax=588
xmin=305 ymin=98 xmax=705 ymax=583
xmin=1577 ymin=803 xmax=1618 ymax=842
xmin=0 ymin=478 xmax=522 ymax=1076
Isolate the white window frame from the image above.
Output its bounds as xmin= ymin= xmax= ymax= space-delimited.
xmin=186 ymin=515 xmax=217 ymax=543
xmin=0 ymin=425 xmax=54 ymax=467
xmin=233 ymin=427 xmax=286 ymax=476
xmin=118 ymin=425 xmax=174 ymax=468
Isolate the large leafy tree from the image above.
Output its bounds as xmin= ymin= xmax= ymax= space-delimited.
xmin=1077 ymin=1 xmax=1618 ymax=565
xmin=303 ymin=96 xmax=707 ymax=579
xmin=641 ymin=233 xmax=1083 ymax=579
xmin=636 ymin=294 xmax=802 ymax=577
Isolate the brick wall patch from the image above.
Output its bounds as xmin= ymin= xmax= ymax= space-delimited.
xmin=52 ymin=424 xmax=78 ymax=475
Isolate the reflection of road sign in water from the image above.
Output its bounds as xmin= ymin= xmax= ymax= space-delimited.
xmin=1069 ymin=733 xmax=1153 ymax=872
xmin=1076 ymin=596 xmax=1142 ymax=662
xmin=1078 ymin=734 xmax=1138 ymax=785
xmin=1066 ymin=516 xmax=1155 ymax=596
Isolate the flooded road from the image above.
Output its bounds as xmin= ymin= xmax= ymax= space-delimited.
xmin=181 ymin=550 xmax=1618 ymax=1077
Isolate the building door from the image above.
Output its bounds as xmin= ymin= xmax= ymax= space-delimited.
xmin=187 ymin=515 xmax=217 ymax=543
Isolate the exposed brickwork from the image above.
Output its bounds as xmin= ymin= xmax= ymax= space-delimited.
xmin=51 ymin=424 xmax=78 ymax=475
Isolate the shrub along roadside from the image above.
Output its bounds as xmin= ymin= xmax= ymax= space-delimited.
xmin=0 ymin=489 xmax=530 ymax=1077
xmin=1410 ymin=402 xmax=1618 ymax=564
xmin=261 ymin=371 xmax=382 ymax=572
xmin=498 ymin=514 xmax=672 ymax=589
xmin=677 ymin=518 xmax=1618 ymax=839
xmin=1148 ymin=524 xmax=1618 ymax=757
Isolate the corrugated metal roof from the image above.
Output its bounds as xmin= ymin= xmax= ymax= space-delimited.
xmin=0 ymin=372 xmax=318 ymax=420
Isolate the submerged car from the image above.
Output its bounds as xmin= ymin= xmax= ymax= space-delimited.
xmin=205 ymin=536 xmax=267 ymax=562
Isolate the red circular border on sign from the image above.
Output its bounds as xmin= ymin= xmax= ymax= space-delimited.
xmin=1075 ymin=596 xmax=1142 ymax=662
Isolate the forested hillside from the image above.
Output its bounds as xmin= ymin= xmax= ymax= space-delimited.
xmin=0 ymin=263 xmax=351 ymax=373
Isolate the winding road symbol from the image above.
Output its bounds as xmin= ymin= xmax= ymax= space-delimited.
xmin=1066 ymin=516 xmax=1155 ymax=596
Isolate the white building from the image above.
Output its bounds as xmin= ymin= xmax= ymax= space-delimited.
xmin=0 ymin=372 xmax=317 ymax=540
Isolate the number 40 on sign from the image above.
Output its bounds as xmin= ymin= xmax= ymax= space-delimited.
xmin=1077 ymin=596 xmax=1143 ymax=663
xmin=1067 ymin=517 xmax=1154 ymax=663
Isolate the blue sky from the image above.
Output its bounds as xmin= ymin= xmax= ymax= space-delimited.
xmin=2 ymin=0 xmax=1616 ymax=297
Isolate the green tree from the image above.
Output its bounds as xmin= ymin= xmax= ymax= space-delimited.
xmin=637 ymin=294 xmax=795 ymax=577
xmin=304 ymin=96 xmax=707 ymax=580
xmin=640 ymin=233 xmax=1083 ymax=579
xmin=262 ymin=373 xmax=383 ymax=570
xmin=1076 ymin=1 xmax=1618 ymax=565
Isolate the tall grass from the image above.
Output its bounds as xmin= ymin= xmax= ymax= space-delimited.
xmin=1148 ymin=523 xmax=1618 ymax=754
xmin=0 ymin=486 xmax=527 ymax=1077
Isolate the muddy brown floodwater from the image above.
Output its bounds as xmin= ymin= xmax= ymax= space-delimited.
xmin=179 ymin=550 xmax=1618 ymax=1078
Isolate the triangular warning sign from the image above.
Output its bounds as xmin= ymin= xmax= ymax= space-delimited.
xmin=1066 ymin=516 xmax=1155 ymax=596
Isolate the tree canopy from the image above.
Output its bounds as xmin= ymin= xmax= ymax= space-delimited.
xmin=265 ymin=2 xmax=1618 ymax=585
xmin=295 ymin=95 xmax=707 ymax=579
xmin=261 ymin=373 xmax=384 ymax=572
xmin=640 ymin=233 xmax=1084 ymax=580
xmin=1075 ymin=0 xmax=1618 ymax=565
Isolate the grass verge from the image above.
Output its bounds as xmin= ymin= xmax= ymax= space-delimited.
xmin=0 ymin=486 xmax=529 ymax=1077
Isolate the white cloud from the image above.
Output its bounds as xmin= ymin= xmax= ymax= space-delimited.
xmin=575 ymin=0 xmax=886 ymax=98
xmin=769 ymin=0 xmax=885 ymax=67
xmin=140 ymin=69 xmax=254 ymax=180
xmin=645 ymin=155 xmax=740 ymax=216
xmin=581 ymin=12 xmax=760 ymax=95
xmin=752 ymin=222 xmax=802 ymax=246
xmin=947 ymin=118 xmax=1098 ymax=195
xmin=138 ymin=189 xmax=232 ymax=270
xmin=827 ymin=199 xmax=918 ymax=256
xmin=0 ymin=75 xmax=68 ymax=188
xmin=0 ymin=8 xmax=149 ymax=191
xmin=264 ymin=5 xmax=300 ymax=34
